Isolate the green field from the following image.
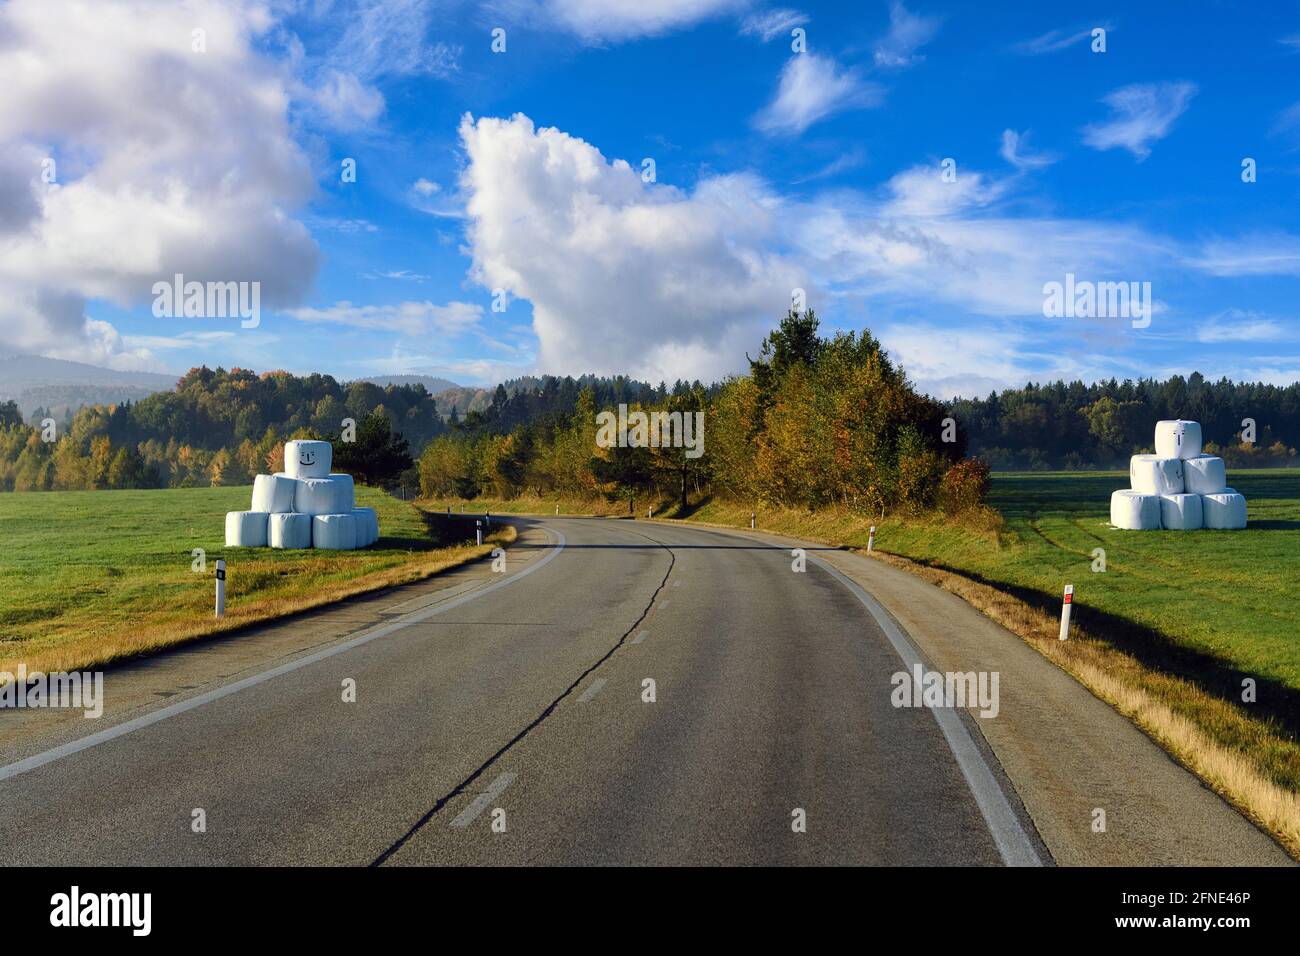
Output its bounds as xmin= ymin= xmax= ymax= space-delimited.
xmin=861 ymin=470 xmax=1300 ymax=691
xmin=0 ymin=486 xmax=503 ymax=673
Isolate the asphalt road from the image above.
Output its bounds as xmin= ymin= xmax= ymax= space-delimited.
xmin=0 ymin=516 xmax=1277 ymax=865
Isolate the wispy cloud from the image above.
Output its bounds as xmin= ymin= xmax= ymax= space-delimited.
xmin=496 ymin=0 xmax=743 ymax=44
xmin=1082 ymin=81 xmax=1196 ymax=160
xmin=330 ymin=0 xmax=461 ymax=80
xmin=1189 ymin=234 xmax=1300 ymax=276
xmin=408 ymin=178 xmax=465 ymax=218
xmin=286 ymin=300 xmax=482 ymax=335
xmin=792 ymin=147 xmax=867 ymax=184
xmin=740 ymin=8 xmax=808 ymax=42
xmin=999 ymin=129 xmax=1058 ymax=170
xmin=1012 ymin=24 xmax=1108 ymax=55
xmin=754 ymin=54 xmax=883 ymax=135
xmin=873 ymin=2 xmax=940 ymax=69
xmin=1196 ymin=309 xmax=1292 ymax=343
xmin=362 ymin=270 xmax=431 ymax=282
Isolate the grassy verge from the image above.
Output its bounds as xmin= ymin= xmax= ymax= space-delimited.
xmin=435 ymin=476 xmax=1300 ymax=857
xmin=0 ymin=487 xmax=513 ymax=675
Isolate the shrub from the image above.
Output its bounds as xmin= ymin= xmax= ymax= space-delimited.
xmin=939 ymin=457 xmax=990 ymax=514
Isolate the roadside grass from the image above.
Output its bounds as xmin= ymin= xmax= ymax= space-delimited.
xmin=434 ymin=474 xmax=1300 ymax=857
xmin=0 ymin=487 xmax=513 ymax=675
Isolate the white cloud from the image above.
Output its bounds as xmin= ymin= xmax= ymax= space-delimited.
xmin=754 ymin=54 xmax=882 ymax=135
xmin=794 ymin=174 xmax=1176 ymax=319
xmin=458 ymin=113 xmax=807 ymax=383
xmin=286 ymin=300 xmax=483 ymax=335
xmin=1082 ymin=81 xmax=1196 ymax=161
xmin=881 ymin=164 xmax=1009 ymax=218
xmin=740 ymin=8 xmax=808 ymax=42
xmin=1196 ymin=309 xmax=1292 ymax=343
xmin=877 ymin=323 xmax=1049 ymax=398
xmin=999 ymin=129 xmax=1058 ymax=170
xmin=873 ymin=2 xmax=940 ymax=69
xmin=0 ymin=0 xmax=319 ymax=365
xmin=306 ymin=69 xmax=385 ymax=129
xmin=502 ymin=0 xmax=743 ymax=43
xmin=413 ymin=178 xmax=441 ymax=196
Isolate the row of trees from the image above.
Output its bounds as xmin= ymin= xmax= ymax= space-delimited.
xmin=0 ymin=397 xmax=413 ymax=493
xmin=419 ymin=311 xmax=987 ymax=516
xmin=952 ymin=374 xmax=1300 ymax=469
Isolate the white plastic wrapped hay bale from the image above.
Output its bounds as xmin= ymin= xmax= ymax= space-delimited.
xmin=284 ymin=439 xmax=332 ymax=479
xmin=1130 ymin=454 xmax=1184 ymax=495
xmin=1110 ymin=490 xmax=1161 ymax=530
xmin=1154 ymin=420 xmax=1203 ymax=460
xmin=268 ymin=512 xmax=312 ymax=549
xmin=1159 ymin=493 xmax=1203 ymax=530
xmin=1202 ymin=492 xmax=1247 ymax=529
xmin=352 ymin=507 xmax=379 ymax=546
xmin=312 ymin=513 xmax=357 ymax=550
xmin=250 ymin=473 xmax=297 ymax=513
xmin=294 ymin=474 xmax=355 ymax=515
xmin=225 ymin=510 xmax=269 ymax=547
xmin=1183 ymin=455 xmax=1227 ymax=494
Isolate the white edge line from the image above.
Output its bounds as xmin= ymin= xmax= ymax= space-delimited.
xmin=809 ymin=554 xmax=1043 ymax=867
xmin=0 ymin=528 xmax=566 ymax=784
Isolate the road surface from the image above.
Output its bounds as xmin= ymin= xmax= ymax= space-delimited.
xmin=0 ymin=517 xmax=1287 ymax=865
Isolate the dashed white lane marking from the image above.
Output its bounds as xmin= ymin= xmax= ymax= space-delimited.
xmin=577 ymin=678 xmax=607 ymax=703
xmin=449 ymin=772 xmax=516 ymax=828
xmin=0 ymin=528 xmax=566 ymax=784
xmin=631 ymin=630 xmax=649 ymax=645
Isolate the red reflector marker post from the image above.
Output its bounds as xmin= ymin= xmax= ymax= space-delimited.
xmin=1059 ymin=584 xmax=1073 ymax=641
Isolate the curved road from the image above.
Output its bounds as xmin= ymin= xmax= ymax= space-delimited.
xmin=0 ymin=516 xmax=1284 ymax=865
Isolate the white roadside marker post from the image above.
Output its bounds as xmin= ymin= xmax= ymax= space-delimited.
xmin=215 ymin=559 xmax=226 ymax=619
xmin=648 ymin=506 xmax=652 ymax=519
xmin=555 ymin=505 xmax=559 ymax=515
xmin=1059 ymin=584 xmax=1074 ymax=641
xmin=485 ymin=511 xmax=491 ymax=528
xmin=476 ymin=520 xmax=483 ymax=546
xmin=868 ymin=526 xmax=876 ymax=552
xmin=750 ymin=512 xmax=756 ymax=530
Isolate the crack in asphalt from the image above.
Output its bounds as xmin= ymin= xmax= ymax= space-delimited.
xmin=369 ymin=521 xmax=677 ymax=866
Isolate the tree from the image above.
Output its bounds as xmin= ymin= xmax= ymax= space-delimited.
xmin=330 ymin=412 xmax=412 ymax=487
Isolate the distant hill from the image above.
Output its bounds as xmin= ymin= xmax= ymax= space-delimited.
xmin=0 ymin=355 xmax=178 ymax=419
xmin=361 ymin=374 xmax=460 ymax=394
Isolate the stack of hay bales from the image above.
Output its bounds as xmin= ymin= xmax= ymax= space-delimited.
xmin=1110 ymin=420 xmax=1247 ymax=530
xmin=224 ymin=440 xmax=381 ymax=550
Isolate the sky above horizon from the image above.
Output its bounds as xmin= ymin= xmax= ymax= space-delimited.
xmin=3 ymin=0 xmax=1300 ymax=399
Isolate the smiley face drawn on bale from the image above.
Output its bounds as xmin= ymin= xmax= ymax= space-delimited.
xmin=299 ymin=450 xmax=316 ymax=468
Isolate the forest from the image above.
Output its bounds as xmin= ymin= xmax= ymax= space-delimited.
xmin=1 ymin=311 xmax=1295 ymax=503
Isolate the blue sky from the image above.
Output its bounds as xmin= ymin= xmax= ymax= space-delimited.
xmin=3 ymin=0 xmax=1300 ymax=398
